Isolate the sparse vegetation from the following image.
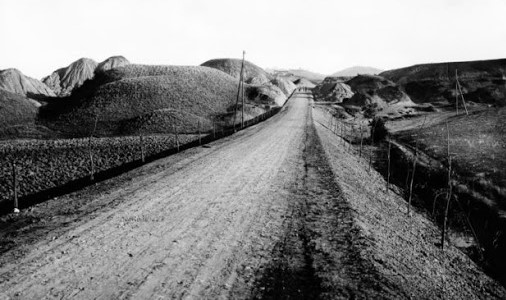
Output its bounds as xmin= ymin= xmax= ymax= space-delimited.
xmin=370 ymin=117 xmax=388 ymax=143
xmin=0 ymin=135 xmax=196 ymax=205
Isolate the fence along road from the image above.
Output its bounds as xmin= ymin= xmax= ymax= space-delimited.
xmin=0 ymin=91 xmax=327 ymax=298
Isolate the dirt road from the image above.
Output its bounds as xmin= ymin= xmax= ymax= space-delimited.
xmin=0 ymin=92 xmax=327 ymax=299
xmin=1 ymin=92 xmax=504 ymax=299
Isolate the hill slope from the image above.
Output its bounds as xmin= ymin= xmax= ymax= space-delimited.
xmin=43 ymin=58 xmax=98 ymax=97
xmin=0 ymin=69 xmax=55 ymax=98
xmin=50 ymin=65 xmax=259 ymax=136
xmin=332 ymin=66 xmax=383 ymax=77
xmin=201 ymin=58 xmax=271 ymax=84
xmin=380 ymin=58 xmax=506 ymax=105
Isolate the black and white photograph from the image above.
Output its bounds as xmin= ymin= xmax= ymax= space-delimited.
xmin=0 ymin=0 xmax=505 ymax=298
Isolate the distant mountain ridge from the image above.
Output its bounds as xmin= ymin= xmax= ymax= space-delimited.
xmin=267 ymin=68 xmax=326 ymax=84
xmin=332 ymin=66 xmax=383 ymax=77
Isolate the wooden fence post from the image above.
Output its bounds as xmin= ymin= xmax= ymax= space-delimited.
xmin=442 ymin=122 xmax=453 ymax=249
xmin=408 ymin=116 xmax=427 ymax=215
xmin=198 ymin=120 xmax=201 ymax=145
xmin=455 ymin=82 xmax=459 ymax=115
xmin=369 ymin=146 xmax=373 ymax=172
xmin=343 ymin=123 xmax=347 ymax=151
xmin=140 ymin=134 xmax=145 ymax=163
xmin=341 ymin=123 xmax=344 ymax=146
xmin=173 ymin=124 xmax=180 ymax=152
xmin=387 ymin=139 xmax=391 ymax=193
xmin=407 ymin=155 xmax=417 ymax=216
xmin=12 ymin=162 xmax=18 ymax=211
xmin=90 ymin=151 xmax=95 ymax=181
xmin=88 ymin=137 xmax=95 ymax=181
xmin=359 ymin=123 xmax=363 ymax=158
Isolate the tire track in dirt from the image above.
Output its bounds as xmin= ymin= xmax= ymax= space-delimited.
xmin=251 ymin=95 xmax=402 ymax=299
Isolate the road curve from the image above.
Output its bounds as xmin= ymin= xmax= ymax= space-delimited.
xmin=0 ymin=92 xmax=320 ymax=299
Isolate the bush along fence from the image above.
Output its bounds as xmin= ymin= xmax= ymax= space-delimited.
xmin=0 ymin=106 xmax=283 ymax=215
xmin=320 ymin=108 xmax=506 ymax=282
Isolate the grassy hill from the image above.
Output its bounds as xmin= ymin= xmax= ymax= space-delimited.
xmin=0 ymin=89 xmax=56 ymax=139
xmin=45 ymin=65 xmax=269 ymax=136
xmin=0 ymin=89 xmax=37 ymax=127
xmin=381 ymin=59 xmax=506 ymax=105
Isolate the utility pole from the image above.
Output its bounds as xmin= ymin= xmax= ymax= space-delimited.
xmin=241 ymin=51 xmax=246 ymax=129
xmin=233 ymin=51 xmax=246 ymax=132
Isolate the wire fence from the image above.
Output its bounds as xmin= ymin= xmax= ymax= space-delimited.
xmin=318 ymin=107 xmax=506 ymax=277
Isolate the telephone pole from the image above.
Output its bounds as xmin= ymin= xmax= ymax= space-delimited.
xmin=241 ymin=51 xmax=246 ymax=128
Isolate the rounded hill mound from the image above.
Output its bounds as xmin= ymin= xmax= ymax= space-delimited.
xmin=380 ymin=59 xmax=506 ymax=105
xmin=96 ymin=56 xmax=130 ymax=73
xmin=201 ymin=58 xmax=271 ymax=84
xmin=55 ymin=65 xmax=243 ymax=136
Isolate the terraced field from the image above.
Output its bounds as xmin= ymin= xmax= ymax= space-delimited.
xmin=0 ymin=134 xmax=196 ymax=207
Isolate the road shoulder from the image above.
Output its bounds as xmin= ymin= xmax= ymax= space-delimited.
xmin=312 ymin=106 xmax=506 ymax=299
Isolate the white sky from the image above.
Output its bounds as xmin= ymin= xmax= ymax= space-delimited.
xmin=1 ymin=0 xmax=505 ymax=79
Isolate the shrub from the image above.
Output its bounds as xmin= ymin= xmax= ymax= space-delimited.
xmin=370 ymin=117 xmax=388 ymax=143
